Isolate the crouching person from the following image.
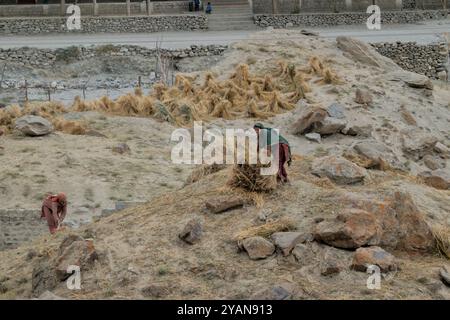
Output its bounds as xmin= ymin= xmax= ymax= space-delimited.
xmin=41 ymin=192 xmax=67 ymax=234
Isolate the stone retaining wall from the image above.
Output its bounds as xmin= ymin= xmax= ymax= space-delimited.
xmin=0 ymin=209 xmax=47 ymax=251
xmin=0 ymin=14 xmax=207 ymax=35
xmin=0 ymin=44 xmax=227 ymax=71
xmin=254 ymin=10 xmax=448 ymax=28
xmin=0 ymin=1 xmax=190 ymax=17
xmin=371 ymin=42 xmax=449 ymax=80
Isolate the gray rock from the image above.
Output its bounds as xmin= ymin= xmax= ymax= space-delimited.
xmin=270 ymin=232 xmax=305 ymax=256
xmin=423 ymin=155 xmax=446 ymax=170
xmin=315 ymin=117 xmax=347 ymax=135
xmin=389 ymin=70 xmax=433 ymax=90
xmin=326 ymin=102 xmax=346 ymax=119
xmin=336 ymin=36 xmax=399 ymax=70
xmin=179 ymin=217 xmax=203 ymax=245
xmin=305 ymin=132 xmax=321 ymax=143
xmin=242 ymin=236 xmax=275 ymax=260
xmin=311 ymin=156 xmax=367 ymax=184
xmin=15 ymin=115 xmax=53 ymax=136
xmin=351 ymin=246 xmax=397 ymax=273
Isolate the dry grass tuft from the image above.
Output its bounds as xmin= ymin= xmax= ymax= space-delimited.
xmin=53 ymin=118 xmax=87 ymax=135
xmin=432 ymin=225 xmax=450 ymax=259
xmin=185 ymin=163 xmax=227 ymax=185
xmin=234 ymin=218 xmax=296 ymax=241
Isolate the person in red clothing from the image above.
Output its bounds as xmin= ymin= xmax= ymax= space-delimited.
xmin=41 ymin=192 xmax=67 ymax=234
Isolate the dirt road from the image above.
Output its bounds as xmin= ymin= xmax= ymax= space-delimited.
xmin=0 ymin=19 xmax=449 ymax=49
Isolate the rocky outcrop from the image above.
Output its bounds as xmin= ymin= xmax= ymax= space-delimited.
xmin=314 ymin=209 xmax=381 ymax=249
xmin=388 ymin=70 xmax=433 ymax=90
xmin=292 ymin=103 xmax=348 ymax=136
xmin=314 ymin=191 xmax=435 ymax=253
xmin=55 ymin=237 xmax=98 ymax=281
xmin=344 ymin=140 xmax=402 ymax=171
xmin=337 ymin=37 xmax=399 ymax=70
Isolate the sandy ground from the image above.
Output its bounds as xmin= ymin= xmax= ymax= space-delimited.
xmin=0 ymin=29 xmax=449 ymax=299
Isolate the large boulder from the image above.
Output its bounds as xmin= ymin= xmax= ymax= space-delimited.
xmin=419 ymin=169 xmax=450 ymax=190
xmin=242 ymin=236 xmax=275 ymax=260
xmin=389 ymin=70 xmax=433 ymax=90
xmin=314 ymin=209 xmax=382 ymax=249
xmin=15 ymin=115 xmax=53 ymax=137
xmin=311 ymin=156 xmax=367 ymax=185
xmin=314 ymin=117 xmax=347 ymax=135
xmin=317 ymin=191 xmax=435 ymax=252
xmin=336 ymin=37 xmax=399 ymax=70
xmin=351 ymin=246 xmax=397 ymax=272
xmin=345 ymin=140 xmax=402 ymax=170
xmin=292 ymin=105 xmax=328 ymax=135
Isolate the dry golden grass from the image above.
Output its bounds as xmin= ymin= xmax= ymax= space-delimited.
xmin=432 ymin=225 xmax=450 ymax=259
xmin=69 ymin=57 xmax=343 ymax=126
xmin=228 ymin=163 xmax=278 ymax=192
xmin=233 ymin=218 xmax=296 ymax=241
xmin=0 ymin=101 xmax=86 ymax=135
xmin=185 ymin=163 xmax=227 ymax=185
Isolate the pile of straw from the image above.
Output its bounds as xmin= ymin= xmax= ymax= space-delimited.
xmin=70 ymin=56 xmax=342 ymax=126
xmin=228 ymin=163 xmax=278 ymax=192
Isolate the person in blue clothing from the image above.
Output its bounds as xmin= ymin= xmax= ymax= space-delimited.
xmin=205 ymin=2 xmax=212 ymax=14
xmin=194 ymin=0 xmax=200 ymax=11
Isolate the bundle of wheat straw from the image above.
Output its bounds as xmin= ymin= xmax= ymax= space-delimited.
xmin=228 ymin=163 xmax=277 ymax=192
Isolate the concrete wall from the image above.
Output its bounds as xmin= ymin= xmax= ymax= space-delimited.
xmin=0 ymin=1 xmax=190 ymax=17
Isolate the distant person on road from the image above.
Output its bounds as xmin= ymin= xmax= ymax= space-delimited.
xmin=194 ymin=0 xmax=200 ymax=11
xmin=205 ymin=2 xmax=212 ymax=14
xmin=41 ymin=192 xmax=67 ymax=234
